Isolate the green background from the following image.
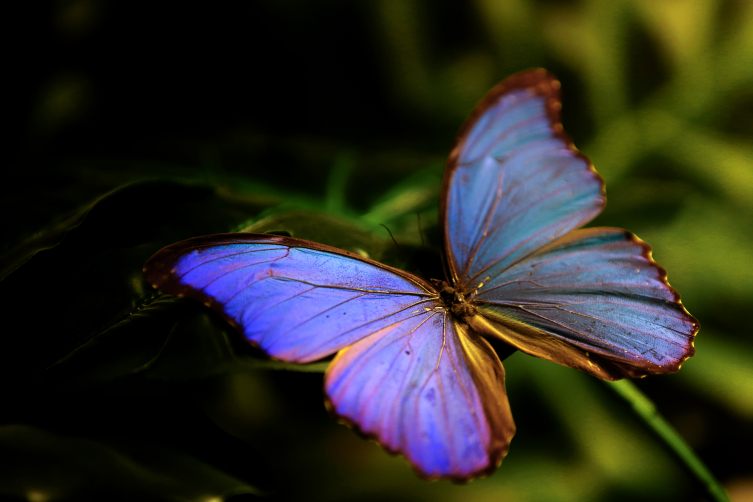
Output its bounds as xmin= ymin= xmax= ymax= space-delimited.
xmin=3 ymin=1 xmax=752 ymax=501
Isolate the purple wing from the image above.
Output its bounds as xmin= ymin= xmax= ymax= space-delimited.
xmin=325 ymin=310 xmax=514 ymax=481
xmin=440 ymin=69 xmax=605 ymax=289
xmin=145 ymin=233 xmax=515 ymax=480
xmin=143 ymin=234 xmax=438 ymax=362
xmin=469 ymin=228 xmax=698 ymax=380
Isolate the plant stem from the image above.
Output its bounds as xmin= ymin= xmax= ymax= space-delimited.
xmin=605 ymin=379 xmax=730 ymax=502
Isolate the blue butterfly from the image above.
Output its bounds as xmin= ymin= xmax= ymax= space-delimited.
xmin=144 ymin=69 xmax=698 ymax=481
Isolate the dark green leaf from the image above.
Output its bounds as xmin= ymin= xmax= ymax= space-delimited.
xmin=45 ymin=294 xmax=328 ymax=393
xmin=243 ymin=208 xmax=390 ymax=261
xmin=141 ymin=308 xmax=329 ymax=381
xmin=43 ymin=295 xmax=194 ymax=391
xmin=0 ymin=424 xmax=267 ymax=501
xmin=0 ymin=180 xmax=268 ymax=391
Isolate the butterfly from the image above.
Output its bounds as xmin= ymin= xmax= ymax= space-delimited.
xmin=143 ymin=69 xmax=698 ymax=481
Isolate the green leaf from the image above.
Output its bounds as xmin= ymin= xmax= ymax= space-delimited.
xmin=0 ymin=180 xmax=268 ymax=391
xmin=141 ymin=309 xmax=329 ymax=381
xmin=43 ymin=295 xmax=194 ymax=391
xmin=325 ymin=151 xmax=356 ymax=214
xmin=242 ymin=208 xmax=390 ymax=261
xmin=361 ymin=164 xmax=442 ymax=226
xmin=0 ymin=199 xmax=92 ymax=283
xmin=0 ymin=424 xmax=268 ymax=501
xmin=45 ymin=293 xmax=328 ymax=393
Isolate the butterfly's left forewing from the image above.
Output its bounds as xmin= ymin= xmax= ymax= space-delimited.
xmin=144 ymin=234 xmax=438 ymax=362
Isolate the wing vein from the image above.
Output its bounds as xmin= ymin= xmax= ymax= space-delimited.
xmin=174 ymin=246 xmax=287 ymax=279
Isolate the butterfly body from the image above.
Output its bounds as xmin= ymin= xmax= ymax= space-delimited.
xmin=431 ymin=279 xmax=478 ymax=319
xmin=144 ymin=69 xmax=697 ymax=481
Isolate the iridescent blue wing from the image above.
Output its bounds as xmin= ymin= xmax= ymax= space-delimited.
xmin=143 ymin=234 xmax=437 ymax=362
xmin=325 ymin=310 xmax=514 ymax=481
xmin=440 ymin=69 xmax=605 ymax=288
xmin=144 ymin=234 xmax=515 ymax=479
xmin=470 ymin=228 xmax=698 ymax=380
xmin=441 ymin=70 xmax=696 ymax=379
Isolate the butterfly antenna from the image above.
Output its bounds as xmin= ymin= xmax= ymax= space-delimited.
xmin=380 ymin=224 xmax=403 ymax=252
xmin=416 ymin=212 xmax=426 ymax=248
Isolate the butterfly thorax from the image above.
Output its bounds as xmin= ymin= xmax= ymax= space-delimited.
xmin=433 ymin=280 xmax=478 ymax=320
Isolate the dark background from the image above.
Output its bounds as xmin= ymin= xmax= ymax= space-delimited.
xmin=3 ymin=1 xmax=753 ymax=501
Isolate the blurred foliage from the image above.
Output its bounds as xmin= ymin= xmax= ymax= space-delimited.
xmin=3 ymin=0 xmax=753 ymax=501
